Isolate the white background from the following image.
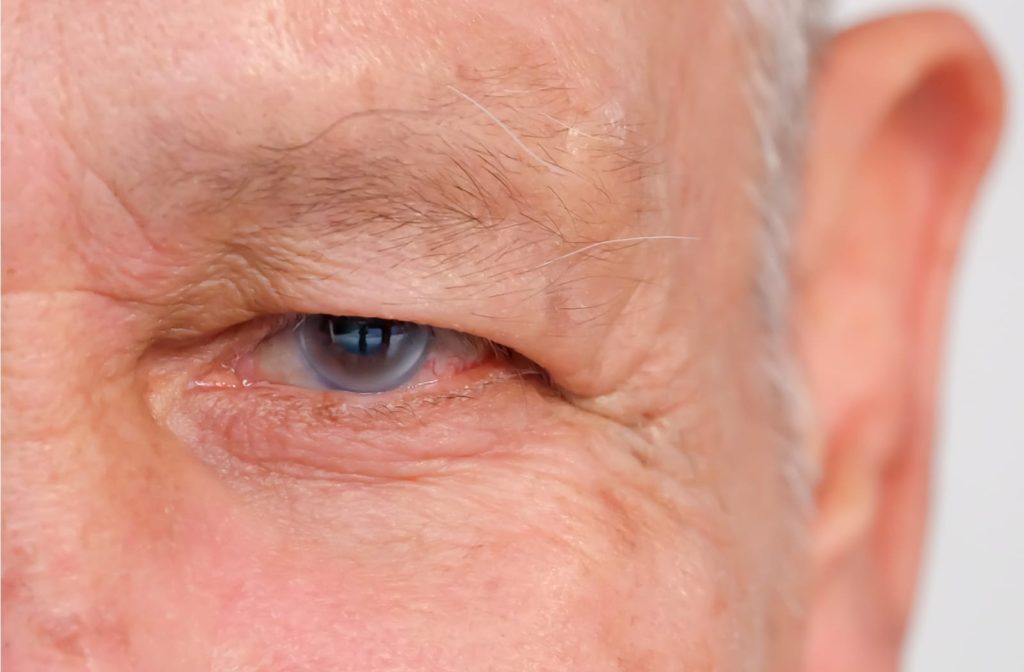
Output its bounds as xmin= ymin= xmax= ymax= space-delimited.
xmin=831 ymin=2 xmax=1023 ymax=670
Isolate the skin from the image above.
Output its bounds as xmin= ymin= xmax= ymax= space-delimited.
xmin=1 ymin=2 xmax=1004 ymax=671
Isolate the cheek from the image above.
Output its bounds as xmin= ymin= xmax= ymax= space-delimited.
xmin=5 ymin=379 xmax=760 ymax=672
xmin=151 ymin=432 xmax=751 ymax=671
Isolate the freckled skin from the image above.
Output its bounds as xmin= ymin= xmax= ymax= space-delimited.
xmin=2 ymin=1 xmax=806 ymax=671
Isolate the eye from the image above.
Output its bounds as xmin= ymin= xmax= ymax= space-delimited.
xmin=238 ymin=313 xmax=507 ymax=395
xmin=298 ymin=315 xmax=434 ymax=393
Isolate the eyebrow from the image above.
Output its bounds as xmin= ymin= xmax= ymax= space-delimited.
xmin=191 ymin=110 xmax=563 ymax=240
xmin=177 ymin=90 xmax=657 ymax=246
xmin=144 ymin=84 xmax=673 ymax=335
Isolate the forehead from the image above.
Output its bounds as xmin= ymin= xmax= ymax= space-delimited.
xmin=11 ymin=0 xmax=756 ymax=259
xmin=13 ymin=0 xmax=742 ymax=146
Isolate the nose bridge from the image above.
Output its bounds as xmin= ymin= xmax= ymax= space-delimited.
xmin=2 ymin=290 xmax=174 ymax=525
xmin=1 ymin=420 xmax=132 ymax=663
xmin=1 ymin=292 xmax=178 ymax=655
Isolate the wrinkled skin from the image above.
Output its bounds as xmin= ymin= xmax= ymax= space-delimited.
xmin=2 ymin=2 xmax=801 ymax=669
xmin=2 ymin=1 xmax=1005 ymax=671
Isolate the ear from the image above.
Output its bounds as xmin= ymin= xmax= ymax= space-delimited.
xmin=796 ymin=11 xmax=1004 ymax=672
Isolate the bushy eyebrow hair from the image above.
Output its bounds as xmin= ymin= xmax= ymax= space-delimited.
xmin=170 ymin=94 xmax=662 ymax=272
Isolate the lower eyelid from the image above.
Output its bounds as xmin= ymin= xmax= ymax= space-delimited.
xmin=172 ymin=369 xmax=559 ymax=481
xmin=166 ymin=321 xmax=561 ymax=479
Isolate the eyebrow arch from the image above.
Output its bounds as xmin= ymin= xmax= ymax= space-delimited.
xmin=164 ymin=86 xmax=671 ymax=302
xmin=182 ymin=100 xmax=647 ymax=234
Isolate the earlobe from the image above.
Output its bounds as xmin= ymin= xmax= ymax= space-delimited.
xmin=796 ymin=11 xmax=1004 ymax=672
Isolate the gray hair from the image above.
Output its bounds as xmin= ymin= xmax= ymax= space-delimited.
xmin=740 ymin=0 xmax=828 ymax=334
xmin=739 ymin=0 xmax=830 ymax=505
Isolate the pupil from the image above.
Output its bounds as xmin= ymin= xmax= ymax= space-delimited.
xmin=326 ymin=317 xmax=395 ymax=356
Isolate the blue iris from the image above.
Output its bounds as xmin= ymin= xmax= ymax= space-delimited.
xmin=299 ymin=315 xmax=433 ymax=393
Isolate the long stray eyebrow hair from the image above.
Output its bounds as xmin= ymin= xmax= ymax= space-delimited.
xmin=175 ymin=94 xmax=663 ymax=256
xmin=128 ymin=87 xmax=688 ymax=339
